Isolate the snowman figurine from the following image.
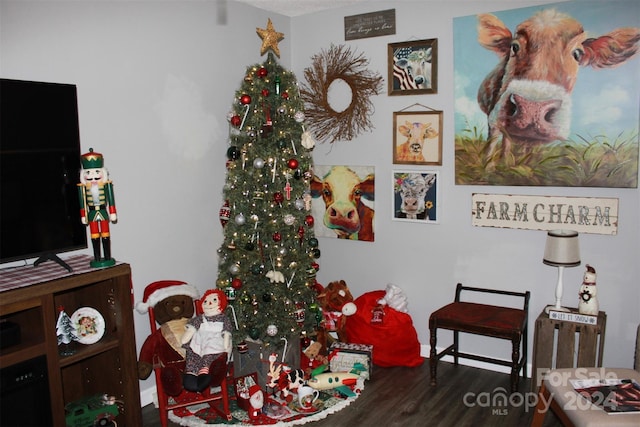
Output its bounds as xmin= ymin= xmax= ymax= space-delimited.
xmin=578 ymin=264 xmax=598 ymax=315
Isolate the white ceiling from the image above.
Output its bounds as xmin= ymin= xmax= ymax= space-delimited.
xmin=235 ymin=0 xmax=368 ymax=17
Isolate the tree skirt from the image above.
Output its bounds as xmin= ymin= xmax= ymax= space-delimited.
xmin=168 ymin=386 xmax=362 ymax=426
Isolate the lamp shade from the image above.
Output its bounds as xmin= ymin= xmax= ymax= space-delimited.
xmin=543 ymin=230 xmax=581 ymax=267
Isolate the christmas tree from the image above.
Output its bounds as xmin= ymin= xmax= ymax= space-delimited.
xmin=56 ymin=306 xmax=78 ymax=356
xmin=216 ymin=21 xmax=321 ymax=350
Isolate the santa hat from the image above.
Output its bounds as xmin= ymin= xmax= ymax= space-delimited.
xmin=136 ymin=280 xmax=200 ymax=313
xmin=249 ymin=384 xmax=262 ymax=397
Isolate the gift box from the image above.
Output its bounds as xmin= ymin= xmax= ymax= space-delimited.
xmin=233 ymin=373 xmax=259 ymax=411
xmin=328 ymin=342 xmax=373 ymax=380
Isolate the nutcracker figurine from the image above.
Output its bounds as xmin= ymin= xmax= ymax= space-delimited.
xmin=78 ymin=148 xmax=117 ymax=268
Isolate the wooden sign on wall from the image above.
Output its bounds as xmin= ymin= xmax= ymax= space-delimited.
xmin=344 ymin=9 xmax=396 ymax=40
xmin=471 ymin=194 xmax=619 ymax=235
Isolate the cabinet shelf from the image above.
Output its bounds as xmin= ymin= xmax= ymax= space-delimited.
xmin=0 ymin=255 xmax=141 ymax=427
xmin=58 ymin=335 xmax=120 ymax=368
xmin=0 ymin=341 xmax=46 ymax=369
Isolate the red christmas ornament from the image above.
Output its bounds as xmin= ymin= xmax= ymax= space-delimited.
xmin=273 ymin=192 xmax=284 ymax=204
xmin=272 ymin=232 xmax=282 ymax=242
xmin=230 ymin=115 xmax=241 ymax=127
xmin=219 ymin=200 xmax=230 ymax=227
xmin=287 ymin=158 xmax=299 ymax=169
xmin=312 ymin=262 xmax=320 ymax=271
xmin=261 ymin=89 xmax=269 ymax=97
xmin=304 ymin=215 xmax=314 ymax=227
xmin=297 ymin=225 xmax=305 ymax=240
xmin=257 ymin=67 xmax=268 ymax=78
xmin=282 ymin=92 xmax=289 ymax=100
xmin=231 ymin=278 xmax=243 ymax=289
xmin=240 ymin=94 xmax=251 ymax=105
xmin=294 ymin=302 xmax=305 ymax=323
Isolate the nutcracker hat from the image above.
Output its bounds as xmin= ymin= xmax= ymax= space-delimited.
xmin=135 ymin=280 xmax=200 ymax=313
xmin=81 ymin=148 xmax=104 ymax=169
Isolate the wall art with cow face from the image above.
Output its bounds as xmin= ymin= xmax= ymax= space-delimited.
xmin=388 ymin=38 xmax=438 ymax=95
xmin=453 ymin=1 xmax=639 ymax=188
xmin=393 ymin=110 xmax=443 ymax=165
xmin=392 ymin=171 xmax=439 ymax=224
xmin=310 ymin=165 xmax=375 ymax=242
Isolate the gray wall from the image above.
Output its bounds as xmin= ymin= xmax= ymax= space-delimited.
xmin=1 ymin=0 xmax=638 ymax=404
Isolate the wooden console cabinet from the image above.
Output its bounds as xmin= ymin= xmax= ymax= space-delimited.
xmin=0 ymin=256 xmax=142 ymax=426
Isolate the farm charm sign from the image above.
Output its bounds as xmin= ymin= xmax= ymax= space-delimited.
xmin=344 ymin=9 xmax=396 ymax=40
xmin=471 ymin=194 xmax=618 ymax=235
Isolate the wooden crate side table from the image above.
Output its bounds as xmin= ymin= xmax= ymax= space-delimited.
xmin=531 ymin=309 xmax=606 ymax=392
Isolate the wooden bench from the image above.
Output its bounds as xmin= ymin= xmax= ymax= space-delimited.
xmin=429 ymin=283 xmax=530 ymax=393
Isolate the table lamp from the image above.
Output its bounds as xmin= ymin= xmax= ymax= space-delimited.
xmin=543 ymin=230 xmax=581 ymax=313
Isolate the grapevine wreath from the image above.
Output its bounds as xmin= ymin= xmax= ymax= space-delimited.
xmin=300 ymin=44 xmax=383 ymax=144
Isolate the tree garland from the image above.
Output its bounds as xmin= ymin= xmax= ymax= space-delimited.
xmin=301 ymin=44 xmax=383 ymax=144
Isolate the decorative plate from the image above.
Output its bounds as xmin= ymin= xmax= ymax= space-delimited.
xmin=71 ymin=307 xmax=105 ymax=344
xmin=287 ymin=398 xmax=325 ymax=415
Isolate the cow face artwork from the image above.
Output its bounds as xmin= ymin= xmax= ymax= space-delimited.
xmin=477 ymin=8 xmax=639 ymax=159
xmin=393 ymin=172 xmax=438 ymax=223
xmin=388 ymin=39 xmax=438 ymax=95
xmin=396 ymin=121 xmax=439 ymax=163
xmin=454 ymin=2 xmax=640 ymax=187
xmin=393 ymin=111 xmax=443 ymax=165
xmin=311 ymin=165 xmax=375 ymax=242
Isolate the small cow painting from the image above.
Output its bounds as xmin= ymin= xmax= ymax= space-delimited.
xmin=454 ymin=1 xmax=639 ymax=187
xmin=311 ymin=165 xmax=375 ymax=242
xmin=388 ymin=39 xmax=438 ymax=95
xmin=393 ymin=171 xmax=438 ymax=223
xmin=393 ymin=111 xmax=443 ymax=165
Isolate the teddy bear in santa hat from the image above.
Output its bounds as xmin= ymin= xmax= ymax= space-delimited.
xmin=136 ymin=280 xmax=200 ymax=396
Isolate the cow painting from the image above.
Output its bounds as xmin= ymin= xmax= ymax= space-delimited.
xmin=393 ymin=172 xmax=437 ymax=222
xmin=395 ymin=121 xmax=440 ymax=163
xmin=454 ymin=2 xmax=640 ymax=187
xmin=393 ymin=47 xmax=432 ymax=90
xmin=311 ymin=166 xmax=375 ymax=242
xmin=389 ymin=39 xmax=438 ymax=95
xmin=477 ymin=8 xmax=640 ymax=159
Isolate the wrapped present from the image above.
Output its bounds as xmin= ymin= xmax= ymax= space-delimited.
xmin=328 ymin=342 xmax=373 ymax=379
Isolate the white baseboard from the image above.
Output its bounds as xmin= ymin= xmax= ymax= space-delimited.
xmin=140 ymin=385 xmax=157 ymax=408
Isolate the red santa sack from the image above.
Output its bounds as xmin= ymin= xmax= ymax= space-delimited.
xmin=344 ymin=290 xmax=423 ymax=367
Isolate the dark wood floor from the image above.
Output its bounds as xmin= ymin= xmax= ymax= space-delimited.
xmin=142 ymin=360 xmax=563 ymax=426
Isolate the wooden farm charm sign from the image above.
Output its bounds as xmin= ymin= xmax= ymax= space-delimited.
xmin=471 ymin=194 xmax=618 ymax=235
xmin=344 ymin=9 xmax=396 ymax=40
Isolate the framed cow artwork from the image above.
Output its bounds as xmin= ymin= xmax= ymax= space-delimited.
xmin=311 ymin=165 xmax=375 ymax=242
xmin=453 ymin=1 xmax=639 ymax=188
xmin=392 ymin=171 xmax=439 ymax=224
xmin=388 ymin=38 xmax=438 ymax=95
xmin=393 ymin=110 xmax=443 ymax=165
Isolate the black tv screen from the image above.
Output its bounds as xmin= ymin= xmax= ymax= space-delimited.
xmin=0 ymin=78 xmax=87 ymax=265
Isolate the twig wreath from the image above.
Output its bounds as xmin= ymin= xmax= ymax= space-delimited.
xmin=301 ymin=44 xmax=383 ymax=144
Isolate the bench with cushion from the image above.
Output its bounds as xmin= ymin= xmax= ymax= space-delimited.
xmin=429 ymin=283 xmax=530 ymax=393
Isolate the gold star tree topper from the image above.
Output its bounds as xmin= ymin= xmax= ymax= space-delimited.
xmin=256 ymin=18 xmax=284 ymax=57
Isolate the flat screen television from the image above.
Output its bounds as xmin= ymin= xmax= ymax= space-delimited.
xmin=0 ymin=78 xmax=87 ymax=270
